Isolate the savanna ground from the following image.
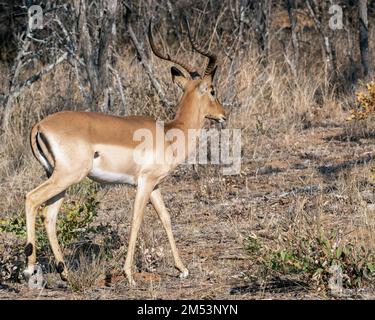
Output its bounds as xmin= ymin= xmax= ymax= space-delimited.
xmin=1 ymin=108 xmax=375 ymax=300
xmin=1 ymin=1 xmax=375 ymax=299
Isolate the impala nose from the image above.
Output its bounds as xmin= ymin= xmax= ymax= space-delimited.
xmin=219 ymin=115 xmax=226 ymax=123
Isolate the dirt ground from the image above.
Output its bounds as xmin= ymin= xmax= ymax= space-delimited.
xmin=1 ymin=121 xmax=374 ymax=300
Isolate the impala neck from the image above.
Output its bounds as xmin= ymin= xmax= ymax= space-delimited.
xmin=167 ymin=95 xmax=205 ymax=132
xmin=165 ymin=94 xmax=206 ymax=164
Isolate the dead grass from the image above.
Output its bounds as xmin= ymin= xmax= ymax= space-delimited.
xmin=66 ymin=248 xmax=106 ymax=293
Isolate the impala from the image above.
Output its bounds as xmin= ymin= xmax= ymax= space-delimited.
xmin=24 ymin=19 xmax=226 ymax=286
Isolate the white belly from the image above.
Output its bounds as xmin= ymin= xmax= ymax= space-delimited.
xmin=88 ymin=167 xmax=136 ymax=185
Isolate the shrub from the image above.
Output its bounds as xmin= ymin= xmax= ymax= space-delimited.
xmin=348 ymin=81 xmax=375 ymax=121
xmin=347 ymin=80 xmax=375 ymax=180
xmin=244 ymin=233 xmax=375 ymax=292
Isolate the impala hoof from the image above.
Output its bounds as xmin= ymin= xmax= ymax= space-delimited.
xmin=23 ymin=265 xmax=45 ymax=289
xmin=23 ymin=265 xmax=36 ymax=281
xmin=179 ymin=269 xmax=189 ymax=279
xmin=59 ymin=271 xmax=68 ymax=282
xmin=124 ymin=268 xmax=137 ymax=286
xmin=56 ymin=262 xmax=68 ymax=282
xmin=128 ymin=278 xmax=137 ymax=287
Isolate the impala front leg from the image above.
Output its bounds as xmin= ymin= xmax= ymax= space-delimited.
xmin=150 ymin=188 xmax=189 ymax=278
xmin=124 ymin=177 xmax=154 ymax=286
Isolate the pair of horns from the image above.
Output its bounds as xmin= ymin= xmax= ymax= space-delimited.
xmin=148 ymin=17 xmax=217 ymax=77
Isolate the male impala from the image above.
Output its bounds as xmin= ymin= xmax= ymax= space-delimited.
xmin=24 ymin=19 xmax=226 ymax=286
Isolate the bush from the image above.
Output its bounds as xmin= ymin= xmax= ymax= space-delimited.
xmin=348 ymin=81 xmax=375 ymax=121
xmin=347 ymin=80 xmax=375 ymax=181
xmin=244 ymin=233 xmax=375 ymax=292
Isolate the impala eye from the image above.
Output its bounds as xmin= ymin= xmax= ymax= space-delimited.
xmin=210 ymin=90 xmax=215 ymax=96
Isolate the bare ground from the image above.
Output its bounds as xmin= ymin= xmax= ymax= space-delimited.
xmin=1 ymin=121 xmax=375 ymax=300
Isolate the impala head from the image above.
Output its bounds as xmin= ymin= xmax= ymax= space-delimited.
xmin=148 ymin=18 xmax=226 ymax=124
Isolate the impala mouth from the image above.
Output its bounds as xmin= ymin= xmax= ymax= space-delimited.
xmin=206 ymin=115 xmax=226 ymax=123
xmin=218 ymin=116 xmax=227 ymax=123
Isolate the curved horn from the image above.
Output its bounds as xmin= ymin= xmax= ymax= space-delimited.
xmin=148 ymin=20 xmax=194 ymax=75
xmin=184 ymin=16 xmax=217 ymax=76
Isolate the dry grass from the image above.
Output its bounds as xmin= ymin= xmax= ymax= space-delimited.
xmin=66 ymin=249 xmax=106 ymax=293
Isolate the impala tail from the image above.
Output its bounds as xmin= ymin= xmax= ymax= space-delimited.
xmin=30 ymin=125 xmax=54 ymax=177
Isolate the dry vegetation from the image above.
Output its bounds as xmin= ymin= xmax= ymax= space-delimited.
xmin=0 ymin=0 xmax=375 ymax=299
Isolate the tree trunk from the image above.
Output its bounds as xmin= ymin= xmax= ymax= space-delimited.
xmin=359 ymin=0 xmax=370 ymax=77
xmin=306 ymin=0 xmax=336 ymax=84
xmin=73 ymin=0 xmax=118 ymax=111
xmin=286 ymin=0 xmax=300 ymax=78
xmin=255 ymin=0 xmax=272 ymax=61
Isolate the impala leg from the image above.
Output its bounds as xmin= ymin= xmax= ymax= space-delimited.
xmin=24 ymin=166 xmax=89 ymax=284
xmin=24 ymin=178 xmax=69 ymax=282
xmin=150 ymin=188 xmax=189 ymax=278
xmin=124 ymin=178 xmax=154 ymax=286
xmin=43 ymin=192 xmax=68 ymax=281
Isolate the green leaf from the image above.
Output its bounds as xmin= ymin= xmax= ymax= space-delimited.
xmin=336 ymin=247 xmax=343 ymax=259
xmin=367 ymin=263 xmax=375 ymax=273
xmin=280 ymin=251 xmax=287 ymax=261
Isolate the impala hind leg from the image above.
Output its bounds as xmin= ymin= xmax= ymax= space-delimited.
xmin=124 ymin=178 xmax=155 ymax=286
xmin=24 ymin=170 xmax=88 ymax=285
xmin=150 ymin=188 xmax=189 ymax=278
xmin=42 ymin=192 xmax=67 ymax=281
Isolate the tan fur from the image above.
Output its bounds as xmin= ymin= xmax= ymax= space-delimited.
xmin=24 ymin=71 xmax=226 ymax=285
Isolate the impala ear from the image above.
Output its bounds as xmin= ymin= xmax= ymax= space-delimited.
xmin=171 ymin=66 xmax=189 ymax=89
